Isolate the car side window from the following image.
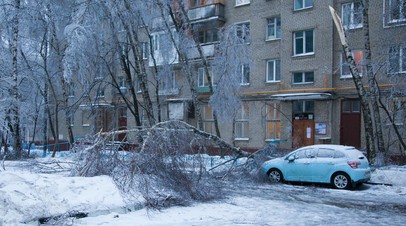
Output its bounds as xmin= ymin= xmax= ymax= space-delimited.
xmin=294 ymin=148 xmax=315 ymax=159
xmin=305 ymin=149 xmax=316 ymax=158
xmin=294 ymin=150 xmax=307 ymax=159
xmin=317 ymin=148 xmax=335 ymax=158
xmin=334 ymin=151 xmax=345 ymax=158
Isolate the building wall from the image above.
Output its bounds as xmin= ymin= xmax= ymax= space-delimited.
xmin=56 ymin=0 xmax=405 ymax=154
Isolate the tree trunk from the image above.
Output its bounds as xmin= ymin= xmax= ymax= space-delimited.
xmin=362 ymin=0 xmax=385 ymax=164
xmin=10 ymin=0 xmax=23 ymax=159
xmin=329 ymin=6 xmax=376 ymax=162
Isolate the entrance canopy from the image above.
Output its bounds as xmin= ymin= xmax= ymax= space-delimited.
xmin=271 ymin=92 xmax=332 ymax=101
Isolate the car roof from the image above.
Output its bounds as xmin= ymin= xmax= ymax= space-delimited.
xmin=296 ymin=144 xmax=357 ymax=152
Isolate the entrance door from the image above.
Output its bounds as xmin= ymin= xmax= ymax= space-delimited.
xmin=293 ymin=120 xmax=315 ymax=148
xmin=340 ymin=99 xmax=361 ymax=148
xmin=117 ymin=108 xmax=127 ymax=142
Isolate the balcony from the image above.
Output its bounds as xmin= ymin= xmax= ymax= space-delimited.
xmin=188 ymin=2 xmax=225 ymax=23
xmin=158 ymin=88 xmax=180 ymax=96
xmin=186 ymin=43 xmax=215 ymax=59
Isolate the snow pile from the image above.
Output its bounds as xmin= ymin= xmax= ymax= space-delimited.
xmin=0 ymin=170 xmax=131 ymax=225
xmin=1 ymin=152 xmax=405 ymax=225
xmin=371 ymin=165 xmax=406 ymax=186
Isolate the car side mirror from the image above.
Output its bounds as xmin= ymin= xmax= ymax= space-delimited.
xmin=288 ymin=155 xmax=295 ymax=162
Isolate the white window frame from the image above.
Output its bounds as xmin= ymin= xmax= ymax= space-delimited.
xmin=266 ymin=17 xmax=281 ymax=40
xmin=294 ymin=0 xmax=313 ymax=11
xmin=388 ymin=45 xmax=406 ymax=74
xmin=293 ymin=71 xmax=314 ymax=84
xmin=341 ymin=50 xmax=363 ymax=78
xmin=240 ymin=64 xmax=250 ymax=85
xmin=198 ymin=67 xmax=215 ymax=87
xmin=235 ymin=104 xmax=249 ymax=140
xmin=235 ymin=21 xmax=250 ymax=44
xmin=266 ymin=59 xmax=281 ymax=83
xmin=141 ymin=42 xmax=149 ymax=60
xmin=152 ymin=33 xmax=159 ymax=51
xmin=68 ymin=82 xmax=75 ymax=98
xmin=341 ymin=2 xmax=363 ymax=29
xmin=293 ymin=30 xmax=314 ymax=56
xmin=389 ymin=0 xmax=406 ymax=23
xmin=235 ymin=0 xmax=250 ymax=7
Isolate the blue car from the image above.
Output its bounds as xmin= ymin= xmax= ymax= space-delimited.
xmin=260 ymin=144 xmax=371 ymax=189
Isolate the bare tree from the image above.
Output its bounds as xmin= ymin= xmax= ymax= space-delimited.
xmin=330 ymin=6 xmax=377 ymax=163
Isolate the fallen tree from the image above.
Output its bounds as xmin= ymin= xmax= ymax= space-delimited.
xmin=71 ymin=120 xmax=267 ymax=209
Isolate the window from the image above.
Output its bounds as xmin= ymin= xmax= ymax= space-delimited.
xmin=96 ymin=87 xmax=105 ymax=98
xmin=236 ymin=22 xmax=250 ymax=43
xmin=293 ymin=100 xmax=314 ymax=113
xmin=388 ymin=98 xmax=406 ymax=125
xmin=236 ymin=0 xmax=250 ymax=7
xmin=239 ymin=64 xmax=250 ymax=85
xmin=341 ymin=1 xmax=363 ymax=29
xmin=119 ymin=77 xmax=127 ymax=89
xmin=152 ymin=33 xmax=160 ymax=51
xmin=68 ymin=114 xmax=74 ymax=127
xmin=266 ymin=59 xmax=281 ymax=82
xmin=141 ymin=110 xmax=150 ymax=127
xmin=197 ymin=22 xmax=219 ymax=44
xmin=203 ymin=105 xmax=215 ymax=133
xmin=159 ymin=71 xmax=177 ymax=94
xmin=342 ymin=99 xmax=360 ymax=113
xmin=293 ymin=30 xmax=314 ymax=56
xmin=293 ymin=71 xmax=314 ymax=84
xmin=294 ymin=0 xmax=313 ymax=11
xmin=168 ymin=102 xmax=184 ymax=120
xmin=388 ymin=45 xmax=406 ymax=74
xmin=141 ymin=42 xmax=149 ymax=60
xmin=235 ymin=104 xmax=249 ymax=139
xmin=293 ymin=148 xmax=315 ymax=159
xmin=389 ymin=0 xmax=406 ymax=22
xmin=317 ymin=148 xmax=335 ymax=158
xmin=198 ymin=67 xmax=216 ymax=87
xmin=68 ymin=82 xmax=75 ymax=97
xmin=82 ymin=110 xmax=91 ymax=127
xmin=266 ymin=17 xmax=281 ymax=40
xmin=341 ymin=51 xmax=363 ymax=78
xmin=266 ymin=103 xmax=281 ymax=140
xmin=190 ymin=0 xmax=209 ymax=8
xmin=83 ymin=80 xmax=90 ymax=97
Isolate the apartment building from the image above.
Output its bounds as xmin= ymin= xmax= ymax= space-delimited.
xmin=60 ymin=0 xmax=405 ymax=154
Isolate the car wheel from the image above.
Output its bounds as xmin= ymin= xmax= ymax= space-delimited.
xmin=268 ymin=169 xmax=283 ymax=183
xmin=332 ymin=173 xmax=351 ymax=189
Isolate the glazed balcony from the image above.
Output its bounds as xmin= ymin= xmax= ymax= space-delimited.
xmin=187 ymin=0 xmax=225 ymax=23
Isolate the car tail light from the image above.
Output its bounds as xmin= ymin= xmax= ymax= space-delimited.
xmin=347 ymin=161 xmax=361 ymax=169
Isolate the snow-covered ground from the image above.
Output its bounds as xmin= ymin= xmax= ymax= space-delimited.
xmin=1 ymin=151 xmax=406 ymax=225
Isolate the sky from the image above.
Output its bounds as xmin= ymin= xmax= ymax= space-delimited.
xmin=1 ymin=150 xmax=405 ymax=226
